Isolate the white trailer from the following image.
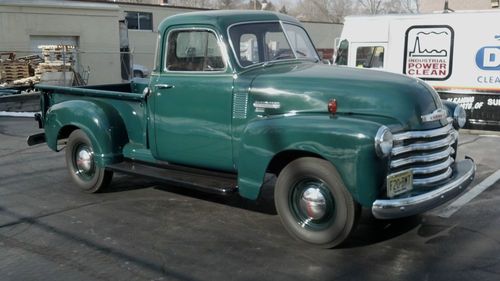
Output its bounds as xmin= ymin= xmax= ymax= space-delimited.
xmin=336 ymin=10 xmax=500 ymax=130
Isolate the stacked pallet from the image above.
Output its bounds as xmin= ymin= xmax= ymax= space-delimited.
xmin=18 ymin=54 xmax=44 ymax=64
xmin=11 ymin=45 xmax=77 ymax=86
xmin=18 ymin=54 xmax=44 ymax=75
xmin=0 ymin=61 xmax=30 ymax=83
xmin=32 ymin=45 xmax=76 ymax=83
xmin=0 ymin=45 xmax=82 ymax=87
xmin=39 ymin=45 xmax=75 ymax=64
xmin=35 ymin=61 xmax=72 ymax=75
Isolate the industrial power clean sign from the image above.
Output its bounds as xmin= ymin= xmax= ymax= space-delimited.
xmin=403 ymin=25 xmax=454 ymax=81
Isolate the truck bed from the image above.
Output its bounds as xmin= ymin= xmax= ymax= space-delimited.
xmin=35 ymin=79 xmax=151 ymax=160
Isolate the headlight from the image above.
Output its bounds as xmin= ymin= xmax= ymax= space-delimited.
xmin=453 ymin=105 xmax=466 ymax=128
xmin=375 ymin=126 xmax=393 ymax=158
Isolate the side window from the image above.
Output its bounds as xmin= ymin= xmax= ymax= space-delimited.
xmin=125 ymin=11 xmax=153 ymax=31
xmin=166 ymin=30 xmax=225 ymax=72
xmin=282 ymin=24 xmax=318 ymax=59
xmin=355 ymin=46 xmax=385 ymax=68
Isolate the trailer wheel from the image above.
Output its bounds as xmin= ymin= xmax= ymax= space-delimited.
xmin=65 ymin=129 xmax=113 ymax=193
xmin=275 ymin=157 xmax=360 ymax=248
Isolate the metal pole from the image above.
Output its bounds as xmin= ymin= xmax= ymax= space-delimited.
xmin=444 ymin=0 xmax=455 ymax=13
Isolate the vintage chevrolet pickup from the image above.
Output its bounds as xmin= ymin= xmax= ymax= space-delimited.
xmin=29 ymin=10 xmax=475 ymax=248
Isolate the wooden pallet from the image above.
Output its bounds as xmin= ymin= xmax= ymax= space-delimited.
xmin=3 ymin=72 xmax=29 ymax=76
xmin=0 ymin=63 xmax=29 ymax=71
xmin=0 ymin=68 xmax=28 ymax=73
xmin=3 ymin=74 xmax=29 ymax=79
xmin=0 ymin=62 xmax=29 ymax=83
xmin=0 ymin=61 xmax=28 ymax=65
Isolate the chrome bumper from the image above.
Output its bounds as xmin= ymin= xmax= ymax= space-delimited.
xmin=372 ymin=158 xmax=476 ymax=219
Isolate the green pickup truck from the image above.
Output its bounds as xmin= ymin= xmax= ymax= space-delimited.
xmin=29 ymin=10 xmax=475 ymax=248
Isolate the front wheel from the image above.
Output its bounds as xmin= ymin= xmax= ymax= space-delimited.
xmin=65 ymin=129 xmax=113 ymax=193
xmin=274 ymin=157 xmax=360 ymax=248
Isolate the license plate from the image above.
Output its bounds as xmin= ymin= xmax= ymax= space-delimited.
xmin=387 ymin=170 xmax=413 ymax=198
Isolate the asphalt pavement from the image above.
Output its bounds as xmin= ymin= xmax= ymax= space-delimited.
xmin=1 ymin=117 xmax=499 ymax=281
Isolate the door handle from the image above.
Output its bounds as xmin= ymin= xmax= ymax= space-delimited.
xmin=156 ymin=84 xmax=174 ymax=89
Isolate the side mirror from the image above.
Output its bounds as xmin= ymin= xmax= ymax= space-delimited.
xmin=321 ymin=59 xmax=331 ymax=65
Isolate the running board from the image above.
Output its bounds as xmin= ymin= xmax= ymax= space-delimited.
xmin=106 ymin=160 xmax=238 ymax=195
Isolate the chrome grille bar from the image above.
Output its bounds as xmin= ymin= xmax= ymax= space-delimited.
xmin=413 ymin=167 xmax=453 ymax=186
xmin=393 ymin=123 xmax=453 ymax=141
xmin=390 ymin=146 xmax=455 ymax=169
xmin=392 ymin=131 xmax=458 ymax=156
xmin=410 ymin=157 xmax=454 ymax=175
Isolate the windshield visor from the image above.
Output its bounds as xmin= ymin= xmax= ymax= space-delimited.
xmin=229 ymin=22 xmax=319 ymax=68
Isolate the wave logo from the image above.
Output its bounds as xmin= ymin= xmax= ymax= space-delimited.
xmin=476 ymin=46 xmax=500 ymax=70
xmin=409 ymin=31 xmax=449 ymax=57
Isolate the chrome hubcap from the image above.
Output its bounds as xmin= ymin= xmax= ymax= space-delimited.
xmin=299 ymin=187 xmax=327 ymax=220
xmin=76 ymin=147 xmax=93 ymax=173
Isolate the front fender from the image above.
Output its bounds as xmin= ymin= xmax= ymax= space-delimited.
xmin=45 ymin=100 xmax=128 ymax=166
xmin=237 ymin=114 xmax=388 ymax=207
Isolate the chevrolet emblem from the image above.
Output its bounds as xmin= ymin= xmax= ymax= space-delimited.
xmin=421 ymin=108 xmax=447 ymax=123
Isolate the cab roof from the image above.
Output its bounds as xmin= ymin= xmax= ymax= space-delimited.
xmin=158 ymin=10 xmax=301 ymax=34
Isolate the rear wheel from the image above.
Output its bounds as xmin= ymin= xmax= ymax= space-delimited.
xmin=274 ymin=157 xmax=360 ymax=248
xmin=65 ymin=129 xmax=113 ymax=193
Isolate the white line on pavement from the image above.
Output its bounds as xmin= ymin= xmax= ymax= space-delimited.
xmin=434 ymin=169 xmax=500 ymax=218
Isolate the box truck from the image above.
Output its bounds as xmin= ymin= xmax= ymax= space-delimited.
xmin=336 ymin=10 xmax=500 ymax=130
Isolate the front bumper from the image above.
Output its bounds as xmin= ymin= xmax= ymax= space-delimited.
xmin=372 ymin=158 xmax=476 ymax=219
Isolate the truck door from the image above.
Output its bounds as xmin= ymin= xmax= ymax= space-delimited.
xmin=349 ymin=43 xmax=387 ymax=69
xmin=151 ymin=27 xmax=234 ymax=171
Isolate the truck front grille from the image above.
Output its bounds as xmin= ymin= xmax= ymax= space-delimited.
xmin=389 ymin=123 xmax=458 ymax=187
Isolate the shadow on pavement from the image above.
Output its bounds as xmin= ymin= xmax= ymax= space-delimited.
xmin=0 ymin=205 xmax=199 ymax=281
xmin=105 ymin=174 xmax=423 ymax=248
xmin=102 ymin=173 xmax=159 ymax=193
xmin=103 ymin=173 xmax=278 ymax=215
xmin=339 ymin=211 xmax=422 ymax=249
xmin=154 ymin=182 xmax=277 ymax=216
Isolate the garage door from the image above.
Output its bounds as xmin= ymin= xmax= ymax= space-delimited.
xmin=30 ymin=35 xmax=79 ymax=67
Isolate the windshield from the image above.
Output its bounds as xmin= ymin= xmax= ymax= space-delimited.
xmin=229 ymin=22 xmax=319 ymax=67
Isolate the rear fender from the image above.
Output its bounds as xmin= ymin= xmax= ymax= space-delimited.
xmin=237 ymin=114 xmax=387 ymax=207
xmin=44 ymin=100 xmax=128 ymax=166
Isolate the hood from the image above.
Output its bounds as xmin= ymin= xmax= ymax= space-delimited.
xmin=245 ymin=62 xmax=447 ymax=131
